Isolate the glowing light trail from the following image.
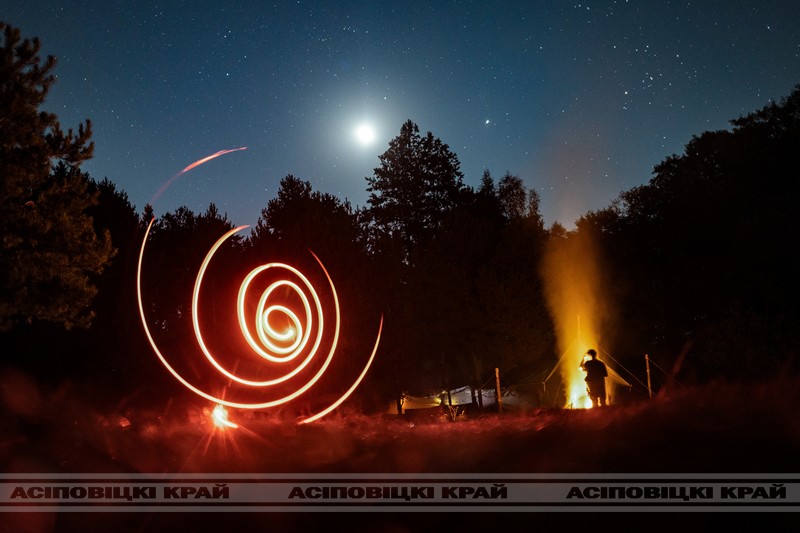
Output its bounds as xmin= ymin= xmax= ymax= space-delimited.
xmin=192 ymin=227 xmax=330 ymax=387
xmin=136 ymin=218 xmax=382 ymax=423
xmin=237 ymin=270 xmax=316 ymax=364
xmin=150 ymin=147 xmax=247 ymax=204
xmin=301 ymin=317 xmax=382 ymax=424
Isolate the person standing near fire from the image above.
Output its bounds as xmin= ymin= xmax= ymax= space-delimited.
xmin=580 ymin=349 xmax=608 ymax=407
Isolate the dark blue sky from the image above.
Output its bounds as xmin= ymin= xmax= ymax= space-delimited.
xmin=6 ymin=1 xmax=800 ymax=228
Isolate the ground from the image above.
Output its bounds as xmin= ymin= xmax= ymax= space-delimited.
xmin=1 ymin=370 xmax=798 ymax=531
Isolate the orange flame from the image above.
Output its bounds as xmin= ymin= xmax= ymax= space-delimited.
xmin=541 ymin=230 xmax=610 ymax=409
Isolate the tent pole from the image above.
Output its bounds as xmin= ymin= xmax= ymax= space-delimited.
xmin=495 ymin=367 xmax=503 ymax=413
xmin=645 ymin=354 xmax=653 ymax=399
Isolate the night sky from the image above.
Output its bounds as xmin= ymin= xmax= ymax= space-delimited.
xmin=5 ymin=1 xmax=800 ymax=228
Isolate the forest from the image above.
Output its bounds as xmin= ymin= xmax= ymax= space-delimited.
xmin=2 ymin=20 xmax=799 ymax=419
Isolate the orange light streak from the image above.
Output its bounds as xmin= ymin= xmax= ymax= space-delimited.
xmin=259 ymin=303 xmax=302 ymax=354
xmin=238 ymin=272 xmax=316 ymax=364
xmin=150 ymin=147 xmax=247 ymax=204
xmin=301 ymin=317 xmax=383 ymax=424
xmin=192 ymin=227 xmax=328 ymax=386
xmin=178 ymin=147 xmax=248 ymax=174
xmin=136 ymin=218 xmax=382 ymax=423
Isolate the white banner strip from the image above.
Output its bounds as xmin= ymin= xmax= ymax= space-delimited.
xmin=1 ymin=474 xmax=797 ymax=512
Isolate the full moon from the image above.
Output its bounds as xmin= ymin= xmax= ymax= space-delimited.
xmin=355 ymin=123 xmax=376 ymax=145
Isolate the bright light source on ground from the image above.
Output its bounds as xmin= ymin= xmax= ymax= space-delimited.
xmin=212 ymin=404 xmax=238 ymax=429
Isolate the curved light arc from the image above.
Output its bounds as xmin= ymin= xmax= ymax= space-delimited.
xmin=191 ymin=226 xmax=337 ymax=389
xmin=136 ymin=217 xmax=381 ymax=422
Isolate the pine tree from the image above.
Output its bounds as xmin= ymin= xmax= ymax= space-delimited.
xmin=0 ymin=21 xmax=113 ymax=330
xmin=365 ymin=119 xmax=465 ymax=259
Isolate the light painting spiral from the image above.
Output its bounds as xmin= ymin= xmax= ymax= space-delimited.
xmin=136 ymin=218 xmax=382 ymax=424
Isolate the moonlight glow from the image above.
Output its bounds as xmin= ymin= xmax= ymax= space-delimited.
xmin=355 ymin=123 xmax=376 ymax=145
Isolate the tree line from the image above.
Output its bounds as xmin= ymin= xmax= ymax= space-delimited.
xmin=2 ymin=21 xmax=798 ymax=411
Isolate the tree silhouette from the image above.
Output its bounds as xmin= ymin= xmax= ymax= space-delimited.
xmin=138 ymin=204 xmax=237 ymax=345
xmin=250 ymin=174 xmax=361 ymax=263
xmin=365 ymin=119 xmax=466 ymax=261
xmin=249 ymin=175 xmax=385 ymax=395
xmin=495 ymin=170 xmax=545 ymax=229
xmin=578 ymin=84 xmax=800 ymax=382
xmin=0 ymin=22 xmax=113 ymax=331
